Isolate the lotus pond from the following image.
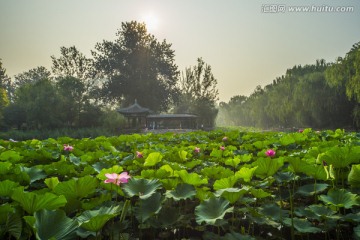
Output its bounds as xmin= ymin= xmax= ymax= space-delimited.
xmin=0 ymin=129 xmax=360 ymax=239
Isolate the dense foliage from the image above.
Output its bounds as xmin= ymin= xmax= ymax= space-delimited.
xmin=218 ymin=42 xmax=360 ymax=130
xmin=1 ymin=129 xmax=360 ymax=239
xmin=0 ymin=22 xmax=220 ymax=131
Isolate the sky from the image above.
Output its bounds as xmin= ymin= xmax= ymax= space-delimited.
xmin=0 ymin=0 xmax=359 ymax=102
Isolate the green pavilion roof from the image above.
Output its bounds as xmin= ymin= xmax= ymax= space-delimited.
xmin=117 ymin=100 xmax=152 ymax=115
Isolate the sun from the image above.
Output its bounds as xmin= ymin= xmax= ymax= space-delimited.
xmin=141 ymin=13 xmax=159 ymax=32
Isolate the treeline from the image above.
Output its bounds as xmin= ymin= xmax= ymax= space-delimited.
xmin=0 ymin=21 xmax=219 ymax=134
xmin=218 ymin=41 xmax=360 ymax=130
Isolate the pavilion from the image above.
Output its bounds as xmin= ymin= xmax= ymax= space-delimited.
xmin=117 ymin=100 xmax=198 ymax=130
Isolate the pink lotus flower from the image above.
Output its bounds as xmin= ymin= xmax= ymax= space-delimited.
xmin=222 ymin=136 xmax=228 ymax=141
xmin=63 ymin=144 xmax=74 ymax=151
xmin=265 ymin=149 xmax=276 ymax=157
xmin=220 ymin=146 xmax=226 ymax=151
xmin=104 ymin=172 xmax=131 ymax=185
xmin=136 ymin=151 xmax=143 ymax=158
xmin=194 ymin=147 xmax=200 ymax=153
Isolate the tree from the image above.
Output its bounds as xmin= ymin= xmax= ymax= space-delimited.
xmin=13 ymin=79 xmax=62 ymax=129
xmin=56 ymin=76 xmax=87 ymax=127
xmin=92 ymin=21 xmax=179 ymax=112
xmin=0 ymin=59 xmax=13 ymax=102
xmin=14 ymin=66 xmax=52 ymax=87
xmin=175 ymin=58 xmax=219 ymax=127
xmin=325 ymin=41 xmax=360 ymax=126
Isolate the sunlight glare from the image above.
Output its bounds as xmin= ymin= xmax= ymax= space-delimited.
xmin=141 ymin=13 xmax=159 ymax=32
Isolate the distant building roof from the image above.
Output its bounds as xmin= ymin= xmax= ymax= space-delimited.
xmin=147 ymin=114 xmax=197 ymax=119
xmin=117 ymin=99 xmax=152 ymax=115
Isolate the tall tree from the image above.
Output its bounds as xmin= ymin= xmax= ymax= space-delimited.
xmin=14 ymin=66 xmax=51 ymax=87
xmin=175 ymin=58 xmax=219 ymax=127
xmin=325 ymin=41 xmax=360 ymax=126
xmin=0 ymin=59 xmax=13 ymax=102
xmin=92 ymin=21 xmax=179 ymax=112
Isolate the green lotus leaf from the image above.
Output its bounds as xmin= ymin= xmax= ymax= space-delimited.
xmin=0 ymin=180 xmax=19 ymax=197
xmin=123 ymin=178 xmax=162 ymax=199
xmin=92 ymin=162 xmax=111 ymax=173
xmin=317 ymin=146 xmax=360 ymax=168
xmin=160 ymin=178 xmax=180 ymax=190
xmin=279 ymin=135 xmax=296 ymax=146
xmin=134 ymin=192 xmax=162 ymax=223
xmin=250 ymin=188 xmax=271 ymax=199
xmin=214 ymin=187 xmax=249 ymax=204
xmin=259 ymin=203 xmax=288 ymax=221
xmin=319 ymin=189 xmax=359 ymax=209
xmin=196 ymin=187 xmax=213 ymax=201
xmin=54 ymin=176 xmax=98 ymax=199
xmin=213 ymin=176 xmax=238 ymax=190
xmin=354 ymin=225 xmax=360 ymax=239
xmin=184 ymin=159 xmax=202 ymax=169
xmin=235 ymin=166 xmax=257 ymax=183
xmin=225 ymin=157 xmax=241 ymax=168
xmin=195 ymin=197 xmax=233 ymax=225
xmin=159 ymin=164 xmax=174 ymax=176
xmin=44 ymin=177 xmax=59 ymax=190
xmin=20 ymin=166 xmax=47 ymax=184
xmin=69 ymin=154 xmax=82 ymax=166
xmin=34 ymin=209 xmax=79 ymax=240
xmin=176 ymin=170 xmax=208 ymax=186
xmin=218 ymin=231 xmax=256 ymax=240
xmin=5 ymin=212 xmax=22 ymax=239
xmin=283 ymin=217 xmax=321 ymax=233
xmin=307 ymin=204 xmax=337 ymax=219
xmin=0 ymin=203 xmax=14 ymax=224
xmin=156 ymin=206 xmax=180 ymax=227
xmin=0 ymin=162 xmax=12 ymax=175
xmin=0 ymin=150 xmax=22 ymax=162
xmin=165 ymin=183 xmax=196 ymax=200
xmin=296 ymin=183 xmax=328 ymax=197
xmin=348 ymin=164 xmax=360 ymax=187
xmin=11 ymin=187 xmax=67 ymax=214
xmin=144 ymin=152 xmax=163 ymax=167
xmin=343 ymin=213 xmax=360 ymax=223
xmin=201 ymin=166 xmax=233 ymax=180
xmin=178 ymin=150 xmax=188 ymax=161
xmin=77 ymin=205 xmax=121 ymax=232
xmin=301 ymin=164 xmax=328 ymax=181
xmin=288 ymin=157 xmax=308 ymax=173
xmin=254 ymin=157 xmax=284 ymax=178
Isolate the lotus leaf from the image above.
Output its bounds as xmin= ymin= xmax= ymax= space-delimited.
xmin=195 ymin=197 xmax=233 ymax=225
xmin=144 ymin=152 xmax=163 ymax=167
xmin=34 ymin=209 xmax=79 ymax=240
xmin=319 ymin=188 xmax=359 ymax=209
xmin=134 ymin=192 xmax=162 ymax=223
xmin=77 ymin=205 xmax=121 ymax=232
xmin=165 ymin=183 xmax=196 ymax=200
xmin=123 ymin=178 xmax=162 ymax=199
xmin=11 ymin=187 xmax=67 ymax=214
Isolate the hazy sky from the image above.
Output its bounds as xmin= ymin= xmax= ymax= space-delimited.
xmin=0 ymin=0 xmax=359 ymax=102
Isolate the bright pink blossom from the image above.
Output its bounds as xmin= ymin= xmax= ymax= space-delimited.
xmin=104 ymin=172 xmax=131 ymax=185
xmin=298 ymin=129 xmax=304 ymax=133
xmin=63 ymin=144 xmax=74 ymax=151
xmin=220 ymin=146 xmax=226 ymax=151
xmin=265 ymin=149 xmax=276 ymax=157
xmin=222 ymin=136 xmax=228 ymax=141
xmin=194 ymin=147 xmax=200 ymax=153
xmin=136 ymin=151 xmax=143 ymax=158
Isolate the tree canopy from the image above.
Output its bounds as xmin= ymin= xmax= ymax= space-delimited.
xmin=92 ymin=21 xmax=179 ymax=112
